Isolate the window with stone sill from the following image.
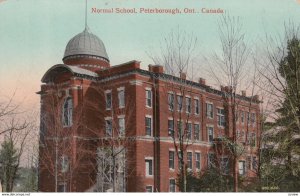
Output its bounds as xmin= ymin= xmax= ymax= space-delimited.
xmin=62 ymin=97 xmax=73 ymax=127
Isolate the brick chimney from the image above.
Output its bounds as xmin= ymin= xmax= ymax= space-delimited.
xmin=180 ymin=72 xmax=186 ymax=80
xmin=253 ymin=95 xmax=259 ymax=101
xmin=148 ymin=65 xmax=164 ymax=73
xmin=241 ymin=90 xmax=246 ymax=96
xmin=199 ymin=78 xmax=206 ymax=85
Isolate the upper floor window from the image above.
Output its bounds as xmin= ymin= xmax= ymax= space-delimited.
xmin=118 ymin=117 xmax=125 ymax=136
xmin=145 ymin=159 xmax=153 ymax=176
xmin=169 ymin=151 xmax=175 ymax=169
xmin=145 ymin=116 xmax=152 ymax=136
xmin=168 ymin=93 xmax=175 ymax=111
xmin=63 ymin=97 xmax=73 ymax=127
xmin=186 ymin=97 xmax=191 ymax=113
xmin=194 ymin=124 xmax=200 ymax=141
xmin=118 ymin=88 xmax=125 ymax=108
xmin=105 ymin=118 xmax=112 ymax=137
xmin=168 ymin=119 xmax=174 ymax=137
xmin=194 ymin=99 xmax=200 ymax=115
xmin=187 ymin=123 xmax=192 ymax=140
xmin=177 ymin=95 xmax=183 ymax=112
xmin=217 ymin=108 xmax=225 ymax=127
xmin=145 ymin=89 xmax=152 ymax=108
xmin=187 ymin=152 xmax=193 ymax=170
xmin=195 ymin=152 xmax=201 ymax=170
xmin=251 ymin=113 xmax=256 ymax=125
xmin=206 ymin=103 xmax=214 ymax=118
xmin=105 ymin=91 xmax=112 ymax=110
xmin=208 ymin=127 xmax=214 ymax=143
xmin=61 ymin=155 xmax=69 ymax=173
xmin=241 ymin=111 xmax=245 ymax=123
xmin=177 ymin=121 xmax=183 ymax=137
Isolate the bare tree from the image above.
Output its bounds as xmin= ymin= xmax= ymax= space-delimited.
xmin=148 ymin=28 xmax=198 ymax=192
xmin=205 ymin=14 xmax=261 ymax=192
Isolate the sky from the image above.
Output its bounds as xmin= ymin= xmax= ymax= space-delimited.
xmin=0 ymin=0 xmax=300 ymax=112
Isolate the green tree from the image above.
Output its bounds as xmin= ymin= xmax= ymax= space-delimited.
xmin=259 ymin=32 xmax=300 ymax=192
xmin=0 ymin=139 xmax=19 ymax=192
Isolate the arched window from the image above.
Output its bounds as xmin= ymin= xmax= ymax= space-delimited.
xmin=63 ymin=97 xmax=73 ymax=127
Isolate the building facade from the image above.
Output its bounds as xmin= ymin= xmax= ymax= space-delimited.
xmin=38 ymin=27 xmax=261 ymax=192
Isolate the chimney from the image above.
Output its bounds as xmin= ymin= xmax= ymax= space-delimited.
xmin=220 ymin=85 xmax=225 ymax=91
xmin=199 ymin=78 xmax=206 ymax=85
xmin=253 ymin=95 xmax=259 ymax=101
xmin=148 ymin=65 xmax=164 ymax=73
xmin=241 ymin=90 xmax=246 ymax=96
xmin=180 ymin=72 xmax=186 ymax=80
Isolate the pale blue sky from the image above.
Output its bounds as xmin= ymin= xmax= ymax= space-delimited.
xmin=0 ymin=0 xmax=299 ymax=109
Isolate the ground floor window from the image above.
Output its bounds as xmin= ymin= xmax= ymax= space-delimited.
xmin=169 ymin=179 xmax=176 ymax=192
xmin=146 ymin=186 xmax=153 ymax=192
xmin=239 ymin=161 xmax=246 ymax=175
xmin=58 ymin=182 xmax=67 ymax=192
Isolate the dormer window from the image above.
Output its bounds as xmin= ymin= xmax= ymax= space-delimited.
xmin=63 ymin=97 xmax=73 ymax=127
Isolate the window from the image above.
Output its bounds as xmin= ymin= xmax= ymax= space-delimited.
xmin=105 ymin=119 xmax=112 ymax=136
xmin=145 ymin=117 xmax=152 ymax=136
xmin=220 ymin=157 xmax=229 ymax=174
xmin=187 ymin=152 xmax=193 ymax=170
xmin=61 ymin=155 xmax=69 ymax=173
xmin=169 ymin=179 xmax=176 ymax=192
xmin=186 ymin=97 xmax=191 ymax=113
xmin=206 ymin=103 xmax=213 ymax=118
xmin=208 ymin=127 xmax=214 ymax=143
xmin=105 ymin=91 xmax=112 ymax=110
xmin=241 ymin=130 xmax=245 ymax=143
xmin=118 ymin=88 xmax=125 ymax=108
xmin=247 ymin=156 xmax=251 ymax=170
xmin=241 ymin=111 xmax=245 ymax=123
xmin=194 ymin=124 xmax=200 ymax=141
xmin=251 ymin=133 xmax=256 ymax=147
xmin=195 ymin=153 xmax=201 ymax=170
xmin=252 ymin=156 xmax=257 ymax=170
xmin=168 ymin=93 xmax=175 ymax=111
xmin=145 ymin=159 xmax=153 ymax=176
xmin=169 ymin=151 xmax=175 ymax=169
xmin=247 ymin=112 xmax=250 ymax=122
xmin=239 ymin=161 xmax=246 ymax=175
xmin=58 ymin=183 xmax=67 ymax=192
xmin=145 ymin=89 xmax=152 ymax=107
xmin=251 ymin=113 xmax=256 ymax=125
xmin=168 ymin=119 xmax=174 ymax=137
xmin=217 ymin=108 xmax=225 ymax=127
xmin=146 ymin=186 xmax=153 ymax=192
xmin=235 ymin=110 xmax=239 ymax=122
xmin=208 ymin=153 xmax=215 ymax=168
xmin=62 ymin=97 xmax=73 ymax=127
xmin=118 ymin=117 xmax=125 ymax=136
xmin=177 ymin=95 xmax=183 ymax=112
xmin=194 ymin=99 xmax=200 ymax=115
xmin=187 ymin=123 xmax=192 ymax=140
xmin=177 ymin=121 xmax=183 ymax=137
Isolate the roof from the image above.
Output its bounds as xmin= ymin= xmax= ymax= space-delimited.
xmin=41 ymin=64 xmax=98 ymax=83
xmin=63 ymin=27 xmax=109 ymax=61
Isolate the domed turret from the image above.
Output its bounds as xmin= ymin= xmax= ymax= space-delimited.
xmin=63 ymin=27 xmax=110 ymax=69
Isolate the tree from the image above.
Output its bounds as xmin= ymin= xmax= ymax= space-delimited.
xmin=148 ymin=28 xmax=198 ymax=192
xmin=258 ymin=23 xmax=300 ymax=191
xmin=205 ymin=14 xmax=260 ymax=192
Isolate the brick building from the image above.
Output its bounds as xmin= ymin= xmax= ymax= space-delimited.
xmin=38 ymin=27 xmax=261 ymax=192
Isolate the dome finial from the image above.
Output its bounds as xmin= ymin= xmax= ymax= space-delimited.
xmin=85 ymin=0 xmax=88 ymax=30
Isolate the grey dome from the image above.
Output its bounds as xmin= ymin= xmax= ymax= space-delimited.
xmin=63 ymin=28 xmax=109 ymax=61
